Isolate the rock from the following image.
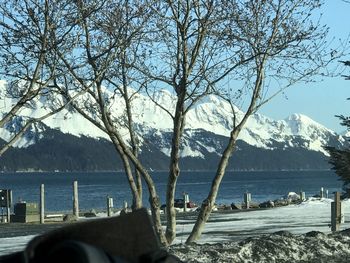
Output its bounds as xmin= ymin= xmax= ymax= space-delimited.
xmin=259 ymin=200 xmax=274 ymax=208
xmin=83 ymin=209 xmax=97 ymax=218
xmin=340 ymin=228 xmax=350 ymax=236
xmin=231 ymin=203 xmax=242 ymax=210
xmin=285 ymin=192 xmax=300 ymax=201
xmin=217 ymin=204 xmax=232 ymax=210
xmin=305 ymin=231 xmax=325 ymax=238
xmin=274 ymin=199 xmax=289 ymax=207
xmin=273 ymin=230 xmax=293 ymax=237
xmin=250 ymin=202 xmax=260 ymax=209
xmin=242 ymin=202 xmax=259 ymax=209
xmin=63 ymin=214 xmax=78 ymax=222
xmin=120 ymin=208 xmax=132 ymax=215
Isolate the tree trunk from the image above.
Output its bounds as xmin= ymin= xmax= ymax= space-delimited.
xmin=94 ymin=81 xmax=143 ymax=210
xmin=165 ymin=137 xmax=180 ymax=244
xmin=109 ymin=132 xmax=168 ymax=246
xmin=125 ymin=101 xmax=143 ymax=206
xmin=165 ymin=93 xmax=185 ymax=244
xmin=147 ymin=183 xmax=167 ymax=246
xmin=186 ymin=66 xmax=264 ymax=243
xmin=186 ymin=134 xmax=237 ymax=243
xmin=109 ymin=134 xmax=142 ymax=209
xmin=128 ymin=146 xmax=168 ymax=246
xmin=121 ymin=52 xmax=143 ymax=206
xmin=135 ymin=169 xmax=142 ymax=204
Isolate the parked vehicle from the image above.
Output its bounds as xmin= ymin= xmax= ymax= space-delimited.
xmin=161 ymin=198 xmax=197 ymax=209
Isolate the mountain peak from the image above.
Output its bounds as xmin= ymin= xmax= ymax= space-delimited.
xmin=286 ymin=113 xmax=314 ymax=123
xmin=284 ymin=113 xmax=332 ymax=135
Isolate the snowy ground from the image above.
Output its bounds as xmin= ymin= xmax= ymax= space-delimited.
xmin=173 ymin=197 xmax=350 ymax=244
xmin=1 ymin=198 xmax=350 ymax=261
xmin=0 ymin=235 xmax=34 ymax=256
xmin=171 ymin=230 xmax=350 ymax=262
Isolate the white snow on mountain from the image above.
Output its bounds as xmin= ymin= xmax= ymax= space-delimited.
xmin=242 ymin=113 xmax=337 ymax=154
xmin=343 ymin=130 xmax=350 ymax=138
xmin=185 ymin=94 xmax=239 ymax=136
xmin=42 ymin=109 xmax=108 ymax=139
xmin=0 ymin=81 xmax=344 ymax=157
xmin=134 ymin=90 xmax=175 ymax=130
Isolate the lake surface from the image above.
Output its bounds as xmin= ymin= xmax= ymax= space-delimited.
xmin=0 ymin=170 xmax=343 ymax=212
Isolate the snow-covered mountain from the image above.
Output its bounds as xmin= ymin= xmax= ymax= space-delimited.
xmin=0 ymin=82 xmax=347 ymax=171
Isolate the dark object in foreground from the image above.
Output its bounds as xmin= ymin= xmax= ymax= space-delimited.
xmin=0 ymin=209 xmax=182 ymax=263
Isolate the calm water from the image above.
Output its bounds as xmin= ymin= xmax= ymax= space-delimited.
xmin=0 ymin=170 xmax=343 ymax=212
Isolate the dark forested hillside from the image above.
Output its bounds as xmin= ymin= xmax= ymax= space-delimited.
xmin=0 ymin=127 xmax=331 ymax=172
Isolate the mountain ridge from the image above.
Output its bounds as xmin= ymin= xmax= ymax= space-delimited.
xmin=0 ymin=81 xmax=347 ymax=171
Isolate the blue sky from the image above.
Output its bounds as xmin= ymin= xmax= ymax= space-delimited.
xmin=259 ymin=0 xmax=349 ymax=133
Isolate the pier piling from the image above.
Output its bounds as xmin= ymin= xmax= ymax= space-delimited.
xmin=73 ymin=181 xmax=79 ymax=218
xmin=331 ymin=192 xmax=342 ymax=232
xmin=107 ymin=196 xmax=113 ymax=217
xmin=183 ymin=193 xmax=189 ymax=212
xmin=320 ymin=187 xmax=324 ymax=199
xmin=40 ymin=184 xmax=45 ymax=224
xmin=244 ymin=192 xmax=251 ymax=209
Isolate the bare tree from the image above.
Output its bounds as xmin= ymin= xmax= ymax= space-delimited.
xmin=48 ymin=0 xmax=168 ymax=244
xmin=136 ymin=0 xmax=267 ymax=244
xmin=186 ymin=0 xmax=340 ymax=243
xmin=52 ymin=0 xmax=143 ymax=207
xmin=75 ymin=0 xmax=335 ymax=245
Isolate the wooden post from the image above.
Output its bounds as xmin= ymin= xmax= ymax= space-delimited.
xmin=331 ymin=192 xmax=341 ymax=232
xmin=320 ymin=187 xmax=324 ymax=198
xmin=244 ymin=192 xmax=251 ymax=209
xmin=341 ymin=202 xmax=345 ymax=224
xmin=6 ymin=190 xmax=11 ymax=223
xmin=107 ymin=196 xmax=113 ymax=217
xmin=40 ymin=184 xmax=45 ymax=224
xmin=183 ymin=193 xmax=189 ymax=212
xmin=73 ymin=181 xmax=79 ymax=218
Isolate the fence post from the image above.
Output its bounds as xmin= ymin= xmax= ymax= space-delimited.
xmin=6 ymin=190 xmax=11 ymax=223
xmin=107 ymin=196 xmax=113 ymax=217
xmin=73 ymin=181 xmax=79 ymax=218
xmin=183 ymin=193 xmax=189 ymax=212
xmin=331 ymin=192 xmax=341 ymax=232
xmin=320 ymin=187 xmax=324 ymax=199
xmin=40 ymin=184 xmax=45 ymax=224
xmin=244 ymin=192 xmax=251 ymax=209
